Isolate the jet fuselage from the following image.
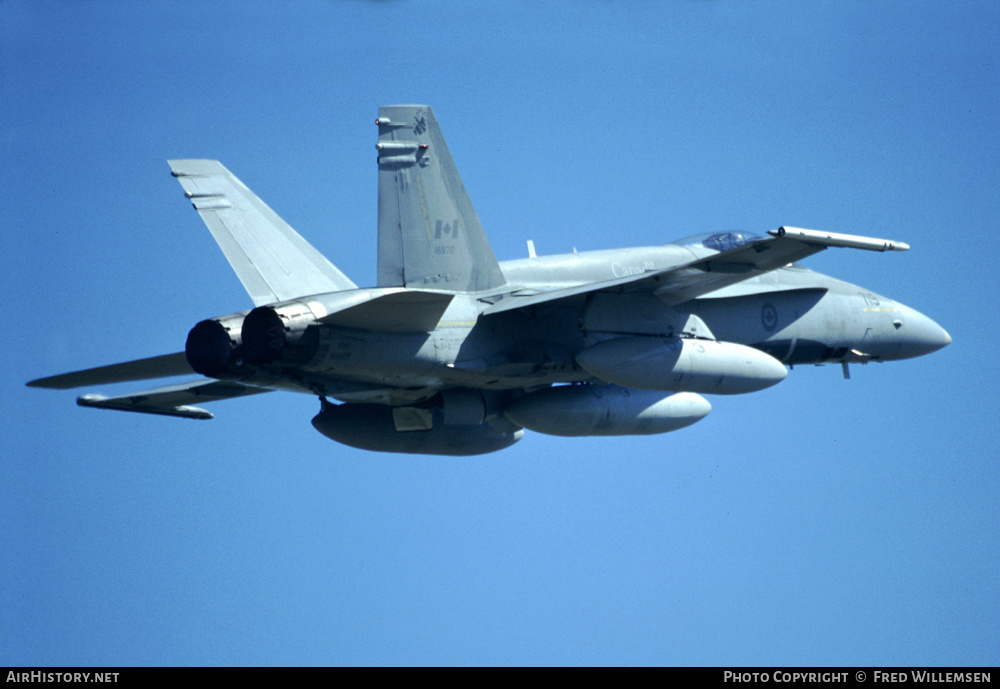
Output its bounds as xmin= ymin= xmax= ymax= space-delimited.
xmin=193 ymin=244 xmax=949 ymax=407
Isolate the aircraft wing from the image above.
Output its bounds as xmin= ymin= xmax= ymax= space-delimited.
xmin=76 ymin=380 xmax=270 ymax=420
xmin=650 ymin=226 xmax=909 ymax=305
xmin=482 ymin=227 xmax=908 ymax=315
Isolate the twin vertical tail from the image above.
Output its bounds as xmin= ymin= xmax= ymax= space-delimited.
xmin=169 ymin=159 xmax=357 ymax=306
xmin=376 ymin=105 xmax=507 ymax=293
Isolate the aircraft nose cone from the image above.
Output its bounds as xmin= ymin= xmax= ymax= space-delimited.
xmin=895 ymin=305 xmax=951 ymax=359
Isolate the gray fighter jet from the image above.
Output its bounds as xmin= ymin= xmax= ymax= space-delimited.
xmin=28 ymin=106 xmax=951 ymax=455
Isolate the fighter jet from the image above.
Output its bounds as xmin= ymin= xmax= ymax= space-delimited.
xmin=27 ymin=106 xmax=951 ymax=455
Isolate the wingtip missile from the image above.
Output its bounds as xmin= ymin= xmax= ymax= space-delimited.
xmin=77 ymin=394 xmax=214 ymax=420
xmin=771 ymin=227 xmax=910 ymax=252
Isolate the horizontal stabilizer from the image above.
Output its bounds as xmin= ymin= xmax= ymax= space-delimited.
xmin=169 ymin=159 xmax=357 ymax=306
xmin=76 ymin=380 xmax=270 ymax=419
xmin=27 ymin=352 xmax=193 ymax=390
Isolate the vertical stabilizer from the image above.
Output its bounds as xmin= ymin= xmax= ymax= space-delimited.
xmin=169 ymin=159 xmax=357 ymax=306
xmin=377 ymin=106 xmax=507 ymax=293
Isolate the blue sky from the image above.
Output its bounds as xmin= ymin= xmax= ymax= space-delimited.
xmin=3 ymin=0 xmax=997 ymax=666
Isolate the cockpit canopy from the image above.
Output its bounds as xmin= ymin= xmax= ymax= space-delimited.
xmin=674 ymin=231 xmax=764 ymax=252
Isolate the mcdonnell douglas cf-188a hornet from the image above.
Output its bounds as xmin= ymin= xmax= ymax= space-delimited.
xmin=29 ymin=106 xmax=951 ymax=455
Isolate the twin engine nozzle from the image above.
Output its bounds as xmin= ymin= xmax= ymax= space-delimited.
xmin=185 ymin=304 xmax=318 ymax=378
